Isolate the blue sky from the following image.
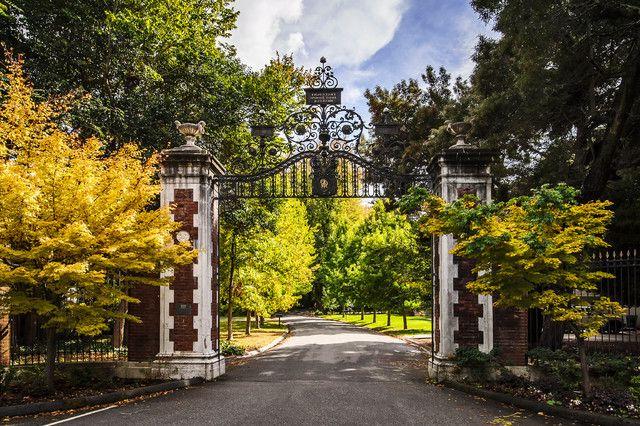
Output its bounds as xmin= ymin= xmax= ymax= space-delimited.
xmin=230 ymin=0 xmax=495 ymax=119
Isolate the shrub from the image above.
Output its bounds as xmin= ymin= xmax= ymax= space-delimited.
xmin=5 ymin=365 xmax=49 ymax=396
xmin=60 ymin=364 xmax=114 ymax=389
xmin=527 ymin=347 xmax=581 ymax=390
xmin=453 ymin=347 xmax=501 ymax=381
xmin=221 ymin=340 xmax=245 ymax=356
xmin=589 ymin=353 xmax=638 ymax=385
xmin=630 ymin=376 xmax=640 ymax=403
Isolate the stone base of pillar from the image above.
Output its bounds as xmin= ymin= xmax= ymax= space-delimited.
xmin=427 ymin=355 xmax=457 ymax=382
xmin=428 ymin=354 xmax=533 ymax=383
xmin=115 ymin=355 xmax=225 ymax=381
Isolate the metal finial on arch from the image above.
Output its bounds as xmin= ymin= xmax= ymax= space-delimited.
xmin=308 ymin=56 xmax=339 ymax=89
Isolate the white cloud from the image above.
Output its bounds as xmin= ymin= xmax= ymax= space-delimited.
xmin=285 ymin=32 xmax=306 ymax=57
xmin=230 ymin=0 xmax=304 ymax=69
xmin=230 ymin=0 xmax=408 ymax=69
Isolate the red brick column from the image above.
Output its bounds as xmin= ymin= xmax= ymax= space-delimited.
xmin=119 ymin=122 xmax=226 ymax=381
xmin=168 ymin=189 xmax=199 ymax=352
xmin=211 ymin=194 xmax=220 ymax=351
xmin=428 ymin=145 xmax=495 ymax=362
xmin=453 ymin=256 xmax=484 ymax=348
xmin=0 ymin=312 xmax=9 ymax=366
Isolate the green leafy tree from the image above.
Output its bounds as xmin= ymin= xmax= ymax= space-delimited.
xmin=219 ymin=200 xmax=276 ymax=340
xmin=350 ymin=202 xmax=428 ymax=328
xmin=316 ymin=200 xmax=368 ymax=313
xmin=234 ymin=200 xmax=315 ymax=334
xmin=364 ymin=66 xmax=470 ymax=178
xmin=0 ymin=1 xmax=304 ymax=160
xmin=420 ymin=184 xmax=624 ymax=395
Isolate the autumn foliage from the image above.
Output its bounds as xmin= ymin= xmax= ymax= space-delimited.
xmin=0 ymin=55 xmax=195 ymax=361
xmin=419 ymin=184 xmax=623 ymax=394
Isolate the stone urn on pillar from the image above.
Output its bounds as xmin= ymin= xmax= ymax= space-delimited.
xmin=117 ymin=120 xmax=226 ymax=381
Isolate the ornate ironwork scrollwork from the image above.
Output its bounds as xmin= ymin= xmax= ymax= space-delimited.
xmin=308 ymin=56 xmax=338 ymax=89
xmin=281 ymin=104 xmax=366 ymax=154
xmin=230 ymin=57 xmax=433 ymax=200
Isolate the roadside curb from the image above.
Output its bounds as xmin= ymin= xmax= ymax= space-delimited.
xmin=242 ymin=326 xmax=290 ymax=358
xmin=0 ymin=377 xmax=204 ymax=418
xmin=400 ymin=337 xmax=431 ymax=353
xmin=443 ymin=380 xmax=640 ymax=426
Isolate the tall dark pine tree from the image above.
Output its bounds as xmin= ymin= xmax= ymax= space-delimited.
xmin=470 ymin=0 xmax=640 ymax=205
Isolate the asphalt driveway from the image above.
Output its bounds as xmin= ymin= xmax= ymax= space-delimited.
xmin=23 ymin=316 xmax=568 ymax=425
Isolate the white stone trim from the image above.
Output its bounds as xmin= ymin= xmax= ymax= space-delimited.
xmin=478 ymin=293 xmax=493 ymax=353
xmin=159 ymin=182 xmax=176 ymax=356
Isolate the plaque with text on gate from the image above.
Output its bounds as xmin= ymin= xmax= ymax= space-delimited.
xmin=175 ymin=303 xmax=192 ymax=316
xmin=311 ymin=154 xmax=338 ymax=197
xmin=305 ymin=88 xmax=342 ymax=105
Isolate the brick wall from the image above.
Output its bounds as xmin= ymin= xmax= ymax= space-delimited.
xmin=453 ymin=256 xmax=483 ymax=347
xmin=127 ymin=284 xmax=160 ymax=361
xmin=494 ymin=306 xmax=528 ymax=365
xmin=0 ymin=312 xmax=9 ymax=366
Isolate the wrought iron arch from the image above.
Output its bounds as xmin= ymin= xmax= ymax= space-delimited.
xmin=216 ymin=58 xmax=432 ymax=201
xmin=218 ymin=148 xmax=430 ymax=200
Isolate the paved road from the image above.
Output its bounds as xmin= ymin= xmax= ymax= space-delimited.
xmin=25 ymin=316 xmax=567 ymax=425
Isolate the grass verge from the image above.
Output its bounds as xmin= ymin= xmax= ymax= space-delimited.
xmin=219 ymin=317 xmax=287 ymax=352
xmin=322 ymin=313 xmax=432 ymax=336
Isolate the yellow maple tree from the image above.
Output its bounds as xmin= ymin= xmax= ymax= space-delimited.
xmin=418 ymin=184 xmax=623 ymax=396
xmin=0 ymin=55 xmax=195 ymax=388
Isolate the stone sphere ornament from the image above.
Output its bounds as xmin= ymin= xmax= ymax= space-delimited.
xmin=175 ymin=121 xmax=206 ymax=146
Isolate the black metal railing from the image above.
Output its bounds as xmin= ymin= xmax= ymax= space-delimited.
xmin=9 ymin=318 xmax=127 ymax=365
xmin=528 ymin=248 xmax=640 ymax=353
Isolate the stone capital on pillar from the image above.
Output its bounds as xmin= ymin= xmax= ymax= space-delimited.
xmin=119 ymin=122 xmax=226 ymax=381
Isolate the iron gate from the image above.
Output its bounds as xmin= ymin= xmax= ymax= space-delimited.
xmin=216 ymin=58 xmax=432 ymax=201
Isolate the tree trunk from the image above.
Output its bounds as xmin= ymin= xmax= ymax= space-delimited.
xmin=342 ymin=306 xmax=345 ymax=318
xmin=254 ymin=312 xmax=260 ymax=329
xmin=402 ymin=306 xmax=408 ymax=330
xmin=577 ymin=337 xmax=592 ymax=397
xmin=386 ymin=310 xmax=391 ymax=327
xmin=227 ymin=233 xmax=237 ymax=341
xmin=45 ymin=328 xmax=56 ymax=392
xmin=360 ymin=307 xmax=364 ymax=320
xmin=581 ymin=48 xmax=640 ymax=201
xmin=259 ymin=316 xmax=264 ymax=327
xmin=112 ymin=300 xmax=127 ymax=348
xmin=245 ymin=311 xmax=251 ymax=335
xmin=539 ymin=316 xmax=564 ymax=350
xmin=373 ymin=310 xmax=377 ymax=323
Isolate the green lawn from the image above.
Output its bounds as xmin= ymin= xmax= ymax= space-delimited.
xmin=322 ymin=313 xmax=432 ymax=336
xmin=219 ymin=316 xmax=287 ymax=351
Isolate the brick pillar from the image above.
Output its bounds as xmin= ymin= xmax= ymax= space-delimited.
xmin=493 ymin=306 xmax=528 ymax=365
xmin=121 ymin=122 xmax=226 ymax=380
xmin=429 ymin=145 xmax=495 ymax=363
xmin=0 ymin=311 xmax=9 ymax=366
